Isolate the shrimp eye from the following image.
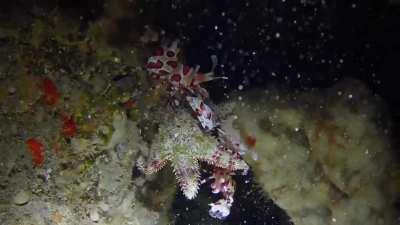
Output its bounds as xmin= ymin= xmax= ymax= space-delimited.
xmin=166 ymin=51 xmax=175 ymax=57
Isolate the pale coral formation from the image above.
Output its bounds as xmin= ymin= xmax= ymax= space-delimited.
xmin=220 ymin=79 xmax=398 ymax=225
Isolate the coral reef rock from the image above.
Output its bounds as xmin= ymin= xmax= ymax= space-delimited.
xmin=0 ymin=14 xmax=175 ymax=223
xmin=219 ymin=79 xmax=399 ymax=225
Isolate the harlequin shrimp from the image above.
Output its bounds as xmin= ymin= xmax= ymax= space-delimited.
xmin=143 ymin=40 xmax=249 ymax=220
xmin=186 ymin=95 xmax=216 ymax=131
xmin=146 ymin=40 xmax=180 ymax=76
xmin=145 ymin=40 xmax=224 ymax=130
xmin=208 ymin=167 xmax=236 ymax=219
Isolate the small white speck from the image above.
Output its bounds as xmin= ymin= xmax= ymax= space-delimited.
xmin=238 ymin=85 xmax=244 ymax=90
xmin=275 ymin=32 xmax=281 ymax=38
xmin=348 ymin=94 xmax=353 ymax=99
xmin=384 ymin=129 xmax=389 ymax=134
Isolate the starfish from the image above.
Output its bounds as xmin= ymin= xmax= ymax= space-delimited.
xmin=137 ymin=111 xmax=248 ymax=199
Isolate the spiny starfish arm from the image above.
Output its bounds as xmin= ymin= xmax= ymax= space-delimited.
xmin=171 ymin=157 xmax=201 ymax=199
xmin=201 ymin=146 xmax=249 ymax=172
xmin=136 ymin=156 xmax=167 ymax=174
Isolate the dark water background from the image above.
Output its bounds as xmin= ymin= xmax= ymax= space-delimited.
xmin=4 ymin=0 xmax=398 ymax=101
xmin=2 ymin=1 xmax=399 ymax=224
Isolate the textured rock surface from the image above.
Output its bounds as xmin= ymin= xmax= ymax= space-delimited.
xmin=13 ymin=190 xmax=31 ymax=205
xmin=0 ymin=6 xmax=176 ymax=224
xmin=220 ymin=79 xmax=399 ymax=225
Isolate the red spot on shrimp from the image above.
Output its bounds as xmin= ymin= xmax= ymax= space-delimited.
xmin=167 ymin=60 xmax=178 ymax=68
xmin=26 ymin=138 xmax=45 ymax=167
xmin=171 ymin=74 xmax=181 ymax=82
xmin=146 ymin=60 xmax=163 ymax=69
